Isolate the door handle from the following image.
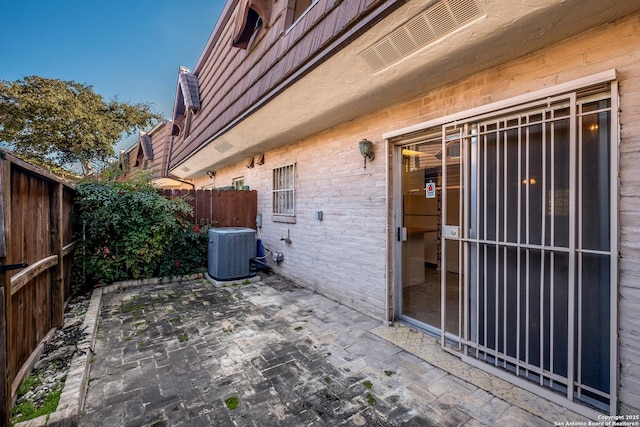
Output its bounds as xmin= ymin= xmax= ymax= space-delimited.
xmin=397 ymin=227 xmax=407 ymax=242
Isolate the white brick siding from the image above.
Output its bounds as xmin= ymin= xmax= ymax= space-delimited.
xmin=193 ymin=10 xmax=640 ymax=414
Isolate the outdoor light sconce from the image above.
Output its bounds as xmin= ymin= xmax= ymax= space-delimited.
xmin=207 ymin=171 xmax=216 ymax=179
xmin=256 ymin=153 xmax=265 ymax=165
xmin=246 ymin=157 xmax=255 ymax=169
xmin=359 ymin=139 xmax=375 ymax=169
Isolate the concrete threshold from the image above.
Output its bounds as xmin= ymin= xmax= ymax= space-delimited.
xmin=371 ymin=323 xmax=592 ymax=425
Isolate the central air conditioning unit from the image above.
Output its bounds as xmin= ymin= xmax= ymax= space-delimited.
xmin=208 ymin=227 xmax=256 ymax=280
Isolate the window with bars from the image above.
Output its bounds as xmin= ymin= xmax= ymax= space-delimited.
xmin=272 ymin=164 xmax=295 ymax=219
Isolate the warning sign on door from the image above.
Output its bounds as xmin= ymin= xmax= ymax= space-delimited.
xmin=426 ymin=181 xmax=436 ymax=198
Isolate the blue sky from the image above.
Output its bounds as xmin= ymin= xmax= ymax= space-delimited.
xmin=0 ymin=0 xmax=225 ymax=152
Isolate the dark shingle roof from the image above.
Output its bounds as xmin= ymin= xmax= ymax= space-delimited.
xmin=178 ymin=72 xmax=201 ymax=111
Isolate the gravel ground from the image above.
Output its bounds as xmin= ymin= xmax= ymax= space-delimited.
xmin=11 ymin=288 xmax=92 ymax=424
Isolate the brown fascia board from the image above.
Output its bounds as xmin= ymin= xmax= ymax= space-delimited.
xmin=171 ymin=68 xmax=188 ymax=122
xmin=122 ymin=136 xmax=140 ymax=155
xmin=171 ymin=0 xmax=407 ymax=171
xmin=147 ymin=118 xmax=169 ymax=136
xmin=123 ymin=119 xmax=166 ymax=156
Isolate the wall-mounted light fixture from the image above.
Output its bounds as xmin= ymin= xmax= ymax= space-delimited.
xmin=359 ymin=139 xmax=375 ymax=169
xmin=256 ymin=153 xmax=265 ymax=165
xmin=207 ymin=171 xmax=216 ymax=179
xmin=246 ymin=157 xmax=255 ymax=169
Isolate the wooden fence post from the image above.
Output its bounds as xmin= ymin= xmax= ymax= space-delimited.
xmin=0 ymin=155 xmax=11 ymax=426
xmin=50 ymin=182 xmax=64 ymax=327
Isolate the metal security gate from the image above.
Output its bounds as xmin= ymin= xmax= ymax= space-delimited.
xmin=396 ymin=81 xmax=617 ymax=415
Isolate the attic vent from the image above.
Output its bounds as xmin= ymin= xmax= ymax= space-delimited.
xmin=360 ymin=0 xmax=482 ymax=72
xmin=214 ymin=140 xmax=233 ymax=153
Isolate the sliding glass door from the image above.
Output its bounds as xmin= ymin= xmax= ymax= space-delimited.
xmin=397 ymin=85 xmax=616 ymax=413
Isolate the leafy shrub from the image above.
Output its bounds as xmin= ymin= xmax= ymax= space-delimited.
xmin=158 ymin=222 xmax=209 ymax=278
xmin=73 ymin=175 xmax=208 ymax=285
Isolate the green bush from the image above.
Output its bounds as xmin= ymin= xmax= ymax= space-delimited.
xmin=73 ymin=176 xmax=208 ymax=285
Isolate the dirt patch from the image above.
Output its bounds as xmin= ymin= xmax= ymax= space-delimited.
xmin=11 ymin=288 xmax=92 ymax=424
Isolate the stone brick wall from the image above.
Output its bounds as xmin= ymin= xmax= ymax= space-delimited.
xmin=193 ymin=11 xmax=640 ymax=414
xmin=195 ymin=122 xmax=389 ymax=319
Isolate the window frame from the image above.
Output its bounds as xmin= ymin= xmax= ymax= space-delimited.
xmin=285 ymin=0 xmax=318 ymax=34
xmin=272 ymin=163 xmax=296 ymax=223
xmin=232 ymin=176 xmax=245 ymax=190
xmin=389 ymin=71 xmax=619 ymax=417
xmin=231 ymin=0 xmax=271 ymax=50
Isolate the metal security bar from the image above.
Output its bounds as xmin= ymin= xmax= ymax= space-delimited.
xmin=272 ymin=164 xmax=295 ymax=215
xmin=452 ymin=88 xmax=614 ymax=413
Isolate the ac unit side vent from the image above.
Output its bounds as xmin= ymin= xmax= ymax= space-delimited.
xmin=208 ymin=228 xmax=256 ymax=280
xmin=360 ymin=0 xmax=483 ymax=72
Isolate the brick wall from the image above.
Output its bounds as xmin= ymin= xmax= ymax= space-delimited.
xmin=196 ymin=122 xmax=389 ymax=319
xmin=193 ymin=11 xmax=640 ymax=414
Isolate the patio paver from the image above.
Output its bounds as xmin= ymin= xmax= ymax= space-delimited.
xmin=79 ymin=274 xmax=591 ymax=426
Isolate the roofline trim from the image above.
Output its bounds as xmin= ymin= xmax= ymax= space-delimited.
xmin=170 ymin=0 xmax=404 ymax=173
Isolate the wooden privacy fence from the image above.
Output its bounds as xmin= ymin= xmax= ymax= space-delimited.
xmin=159 ymin=189 xmax=257 ymax=229
xmin=0 ymin=150 xmax=76 ymax=425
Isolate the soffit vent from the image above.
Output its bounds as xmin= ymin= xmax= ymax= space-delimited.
xmin=360 ymin=0 xmax=482 ymax=72
xmin=214 ymin=139 xmax=234 ymax=153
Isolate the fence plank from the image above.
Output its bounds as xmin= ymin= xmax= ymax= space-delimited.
xmin=183 ymin=189 xmax=195 ymax=224
xmin=211 ymin=190 xmax=221 ymax=227
xmin=0 ymin=156 xmax=10 ymax=425
xmin=0 ymin=176 xmax=5 ymax=259
xmin=160 ymin=189 xmax=257 ymax=229
xmin=50 ymin=182 xmax=64 ymax=328
xmin=0 ymin=151 xmax=75 ymax=418
xmin=0 ymin=284 xmax=8 ymax=427
xmin=62 ymin=188 xmax=75 ymax=298
xmin=195 ymin=190 xmax=209 ymax=225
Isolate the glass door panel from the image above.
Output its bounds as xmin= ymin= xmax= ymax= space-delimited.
xmin=396 ymin=86 xmax=614 ymax=413
xmin=400 ymin=133 xmax=462 ymax=338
